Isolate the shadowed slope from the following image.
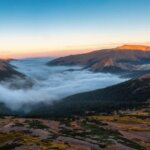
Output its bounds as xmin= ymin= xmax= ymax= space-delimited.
xmin=26 ymin=73 xmax=150 ymax=117
xmin=0 ymin=60 xmax=24 ymax=81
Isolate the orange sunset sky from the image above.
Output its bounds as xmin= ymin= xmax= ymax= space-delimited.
xmin=0 ymin=0 xmax=150 ymax=58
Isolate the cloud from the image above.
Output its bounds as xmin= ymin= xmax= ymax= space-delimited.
xmin=0 ymin=57 xmax=127 ymax=111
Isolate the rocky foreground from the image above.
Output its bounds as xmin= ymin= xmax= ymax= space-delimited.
xmin=0 ymin=106 xmax=149 ymax=150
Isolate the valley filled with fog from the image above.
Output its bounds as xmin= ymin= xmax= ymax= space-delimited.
xmin=0 ymin=57 xmax=127 ymax=110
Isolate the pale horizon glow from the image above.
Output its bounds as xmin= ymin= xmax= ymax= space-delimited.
xmin=1 ymin=33 xmax=150 ymax=58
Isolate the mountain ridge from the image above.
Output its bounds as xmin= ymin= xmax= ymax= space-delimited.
xmin=47 ymin=45 xmax=150 ymax=75
xmin=116 ymin=44 xmax=150 ymax=51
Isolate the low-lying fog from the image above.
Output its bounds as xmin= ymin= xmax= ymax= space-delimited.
xmin=0 ymin=57 xmax=127 ymax=110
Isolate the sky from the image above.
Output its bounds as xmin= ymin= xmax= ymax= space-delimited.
xmin=0 ymin=0 xmax=150 ymax=58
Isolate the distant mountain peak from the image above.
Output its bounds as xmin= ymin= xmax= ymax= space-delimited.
xmin=116 ymin=44 xmax=150 ymax=51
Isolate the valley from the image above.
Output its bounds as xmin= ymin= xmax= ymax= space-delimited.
xmin=0 ymin=45 xmax=150 ymax=150
xmin=0 ymin=0 xmax=150 ymax=149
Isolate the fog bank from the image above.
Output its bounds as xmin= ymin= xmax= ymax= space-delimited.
xmin=0 ymin=57 xmax=127 ymax=110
